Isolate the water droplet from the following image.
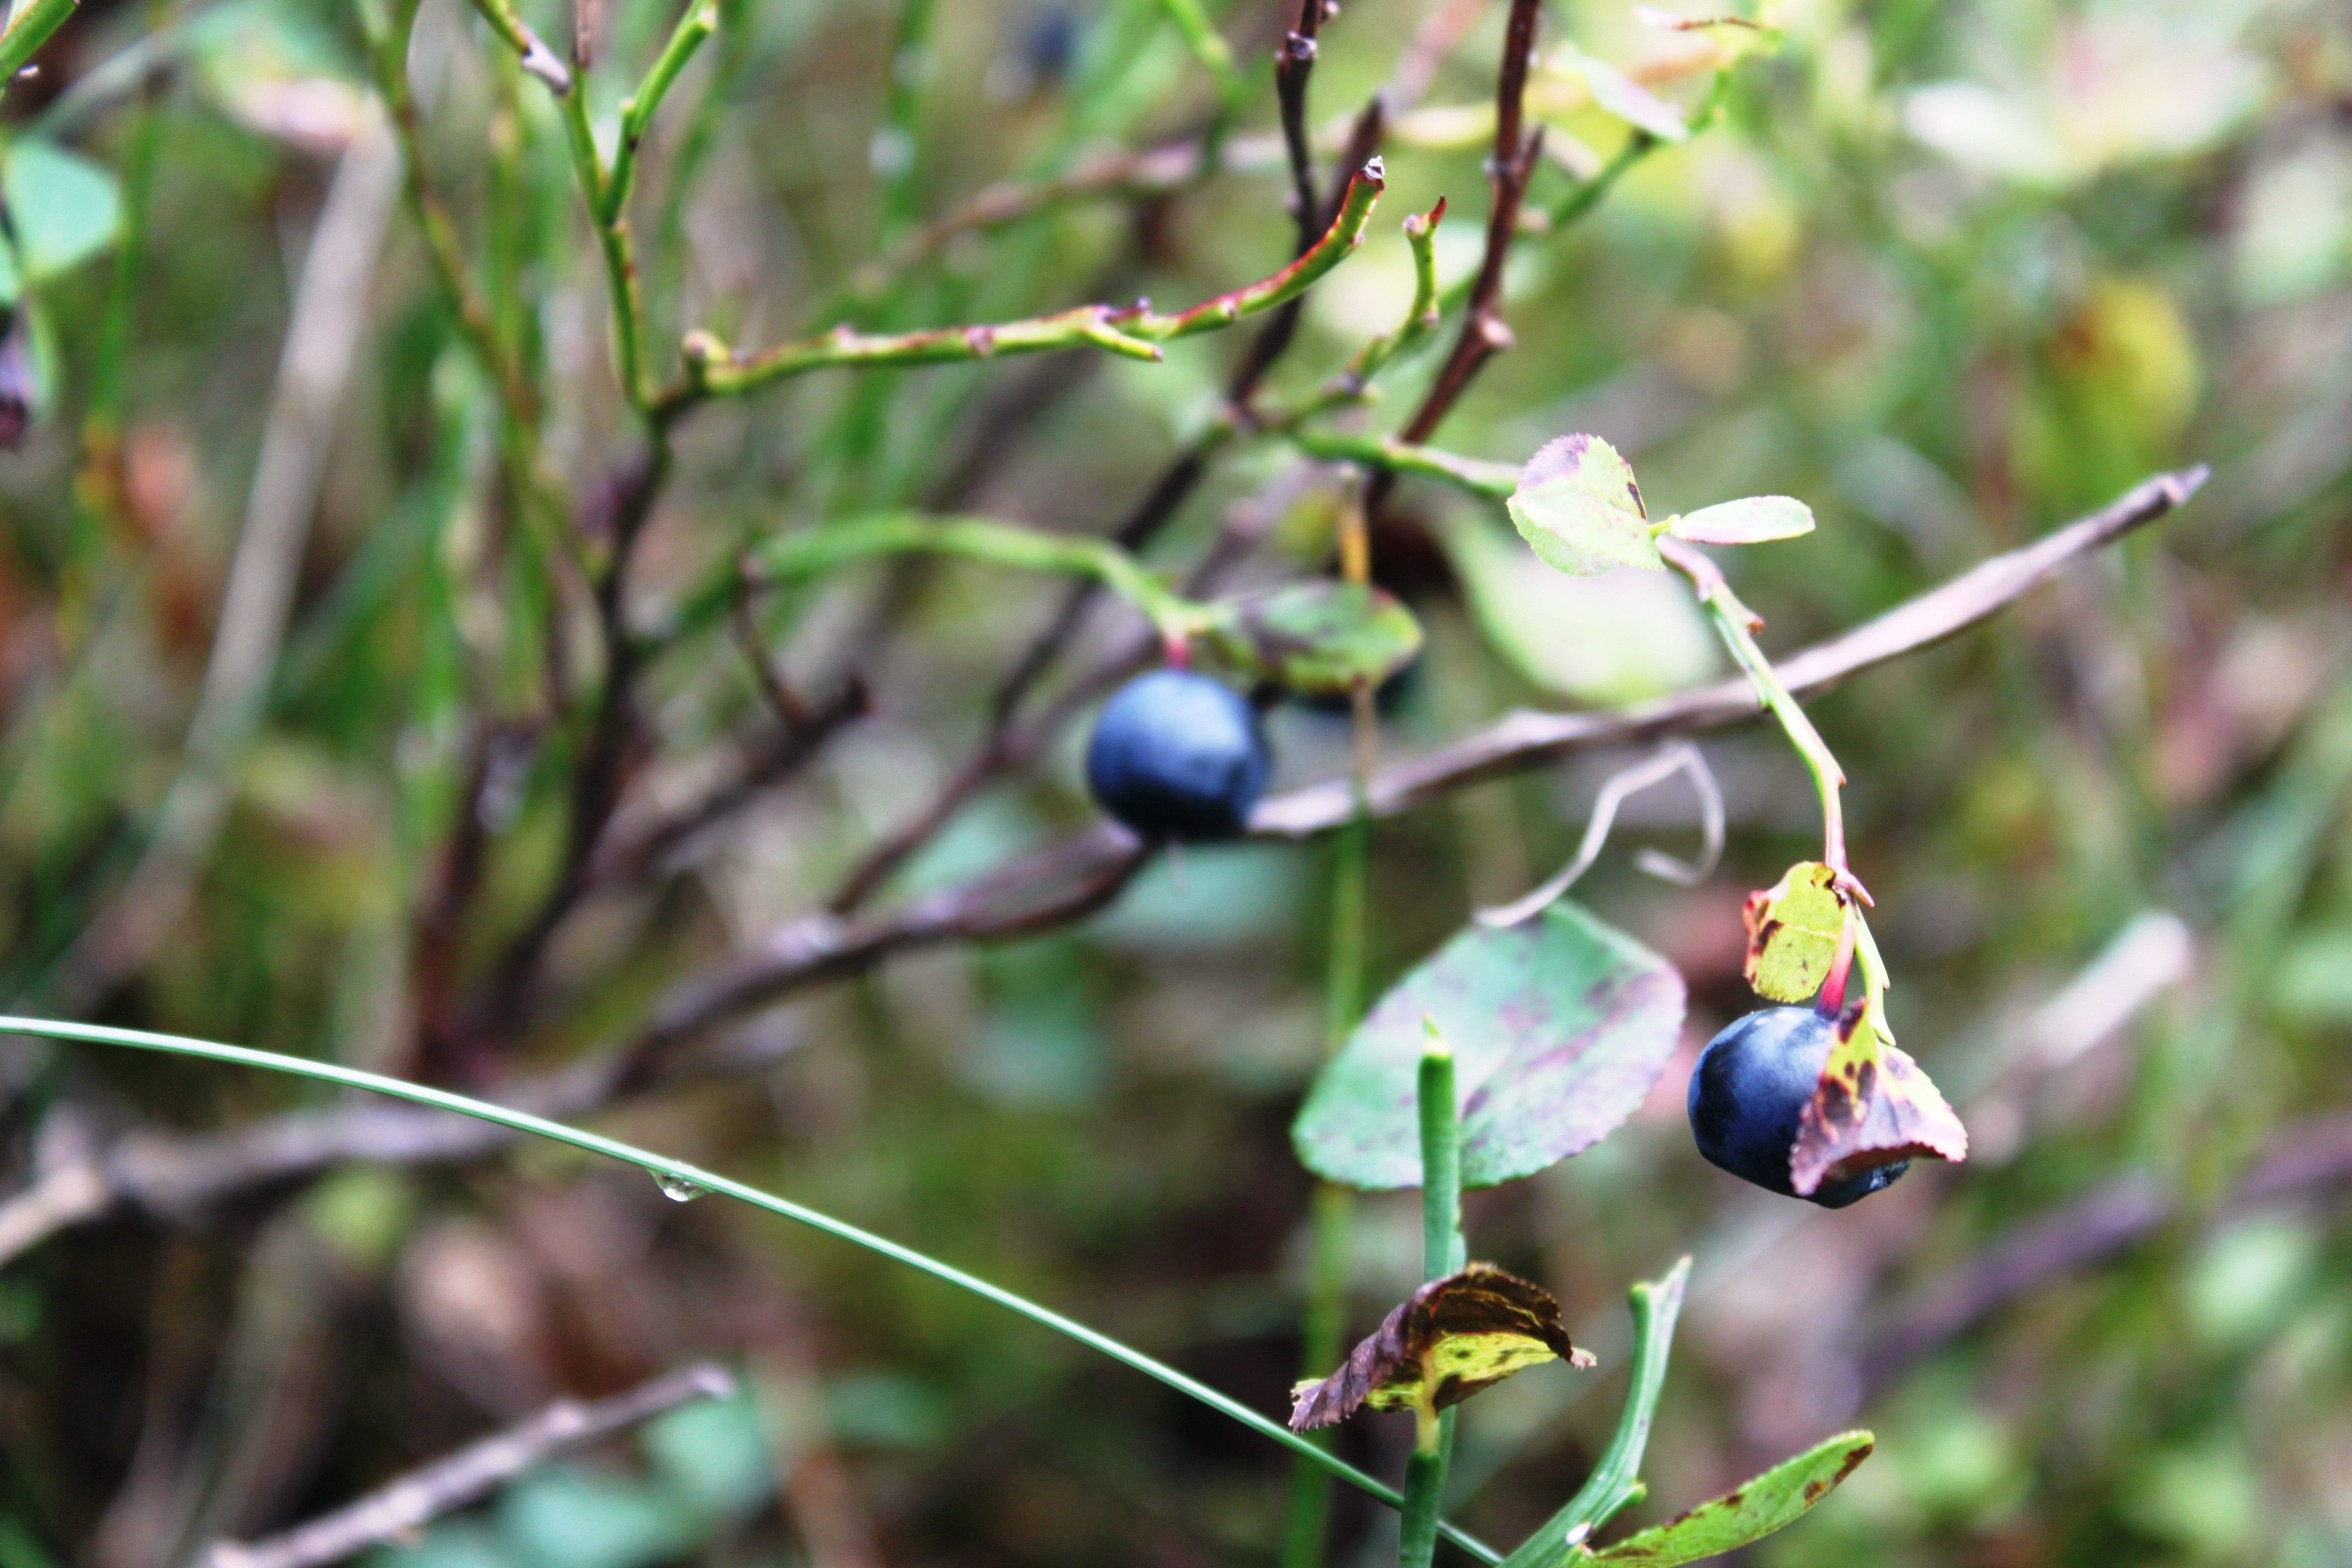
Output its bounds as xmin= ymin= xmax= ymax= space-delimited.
xmin=655 ymin=1172 xmax=705 ymax=1203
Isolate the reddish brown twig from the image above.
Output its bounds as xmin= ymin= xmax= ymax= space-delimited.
xmin=1364 ymin=0 xmax=1543 ymax=521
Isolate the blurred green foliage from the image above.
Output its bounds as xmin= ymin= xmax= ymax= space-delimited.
xmin=1 ymin=0 xmax=2349 ymax=1565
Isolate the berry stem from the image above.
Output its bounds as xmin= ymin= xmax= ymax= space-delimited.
xmin=1658 ymin=537 xmax=1857 ymax=890
xmin=1817 ymin=913 xmax=1859 ymax=1018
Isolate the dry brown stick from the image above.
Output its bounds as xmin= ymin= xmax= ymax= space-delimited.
xmin=199 ymin=1363 xmax=736 ymax=1568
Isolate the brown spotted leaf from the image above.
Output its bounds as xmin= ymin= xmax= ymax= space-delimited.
xmin=1741 ymin=861 xmax=1847 ymax=1003
xmin=1787 ymin=1016 xmax=1968 ymax=1198
xmin=1288 ymin=1264 xmax=1593 ymax=1433
xmin=1586 ymin=1431 xmax=1875 ymax=1564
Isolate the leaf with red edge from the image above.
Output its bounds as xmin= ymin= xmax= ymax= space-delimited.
xmin=1287 ymin=1264 xmax=1594 ymax=1433
xmin=1788 ymin=1014 xmax=1968 ymax=1197
xmin=1587 ymin=1431 xmax=1875 ymax=1565
xmin=1508 ymin=434 xmax=1664 ymax=577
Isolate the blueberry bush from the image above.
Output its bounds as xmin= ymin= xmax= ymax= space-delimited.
xmin=0 ymin=2 xmax=2343 ymax=1566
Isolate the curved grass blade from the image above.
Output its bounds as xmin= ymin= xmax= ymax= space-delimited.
xmin=1501 ymin=1256 xmax=1691 ymax=1567
xmin=0 ymin=1014 xmax=1500 ymax=1563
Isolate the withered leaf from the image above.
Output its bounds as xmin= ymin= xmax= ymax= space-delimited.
xmin=1787 ymin=1014 xmax=1968 ymax=1198
xmin=1742 ymin=861 xmax=1848 ymax=1003
xmin=1287 ymin=1264 xmax=1593 ymax=1433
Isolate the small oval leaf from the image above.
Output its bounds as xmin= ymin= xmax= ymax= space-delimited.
xmin=1205 ymin=582 xmax=1423 ymax=694
xmin=1741 ymin=861 xmax=1847 ymax=1003
xmin=1587 ymin=1431 xmax=1875 ymax=1565
xmin=1667 ymin=496 xmax=1816 ymax=546
xmin=1294 ymin=903 xmax=1687 ymax=1189
xmin=1508 ymin=434 xmax=1664 ymax=577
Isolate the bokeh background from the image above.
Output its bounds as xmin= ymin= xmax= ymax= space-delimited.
xmin=2 ymin=0 xmax=2350 ymax=1565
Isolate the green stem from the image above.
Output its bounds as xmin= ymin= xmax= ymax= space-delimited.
xmin=873 ymin=0 xmax=937 ymax=246
xmin=0 ymin=1014 xmax=1504 ymax=1564
xmin=1660 ymin=535 xmax=1891 ymax=1045
xmin=1152 ymin=0 xmax=1243 ymax=101
xmin=1285 ymin=430 xmax=1516 ymax=499
xmin=739 ymin=513 xmax=1204 ymax=646
xmin=667 ymin=159 xmax=1385 ymax=406
xmin=605 ymin=0 xmax=718 ymax=221
xmin=557 ymin=86 xmax=653 ymax=416
xmin=0 ymin=0 xmax=77 ymax=92
xmin=1658 ymin=538 xmax=1849 ymax=884
xmin=1498 ymin=1258 xmax=1692 ymax=1568
xmin=1400 ymin=1031 xmax=1464 ymax=1568
xmin=1313 ymin=198 xmax=1447 ymax=406
xmin=1418 ymin=1034 xmax=1462 ymax=1284
xmin=464 ymin=0 xmax=569 ymax=90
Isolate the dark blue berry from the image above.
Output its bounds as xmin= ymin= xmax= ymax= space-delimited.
xmin=1084 ymin=670 xmax=1272 ymax=841
xmin=1686 ymin=1006 xmax=1910 ymax=1209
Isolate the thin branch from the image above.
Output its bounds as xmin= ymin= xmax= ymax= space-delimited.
xmin=1273 ymin=0 xmax=1329 ymax=251
xmin=200 ymin=1366 xmax=736 ymax=1568
xmin=1476 ymin=740 xmax=1721 ymax=927
xmin=465 ymin=0 xmax=572 ymax=92
xmin=667 ymin=161 xmax=1387 ymax=405
xmin=604 ymin=0 xmax=719 ymax=220
xmin=1365 ymin=0 xmax=1542 ymax=521
xmin=584 ymin=678 xmax=869 ymax=889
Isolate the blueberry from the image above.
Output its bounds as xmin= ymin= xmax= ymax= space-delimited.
xmin=1085 ymin=670 xmax=1272 ymax=841
xmin=1686 ymin=1006 xmax=1910 ymax=1209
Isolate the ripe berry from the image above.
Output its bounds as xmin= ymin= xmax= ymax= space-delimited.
xmin=1085 ymin=669 xmax=1271 ymax=841
xmin=1686 ymin=1006 xmax=1910 ymax=1209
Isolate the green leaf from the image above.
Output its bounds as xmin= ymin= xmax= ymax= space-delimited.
xmin=2 ymin=139 xmax=123 ymax=284
xmin=1293 ymin=903 xmax=1686 ymax=1190
xmin=1584 ymin=1431 xmax=1875 ymax=1566
xmin=1508 ymin=434 xmax=1663 ymax=576
xmin=1667 ymin=496 xmax=1815 ymax=546
xmin=1740 ymin=861 xmax=1846 ymax=1003
xmin=1204 ymin=581 xmax=1423 ymax=694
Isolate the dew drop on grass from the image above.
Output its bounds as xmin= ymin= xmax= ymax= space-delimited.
xmin=655 ymin=1172 xmax=706 ymax=1203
